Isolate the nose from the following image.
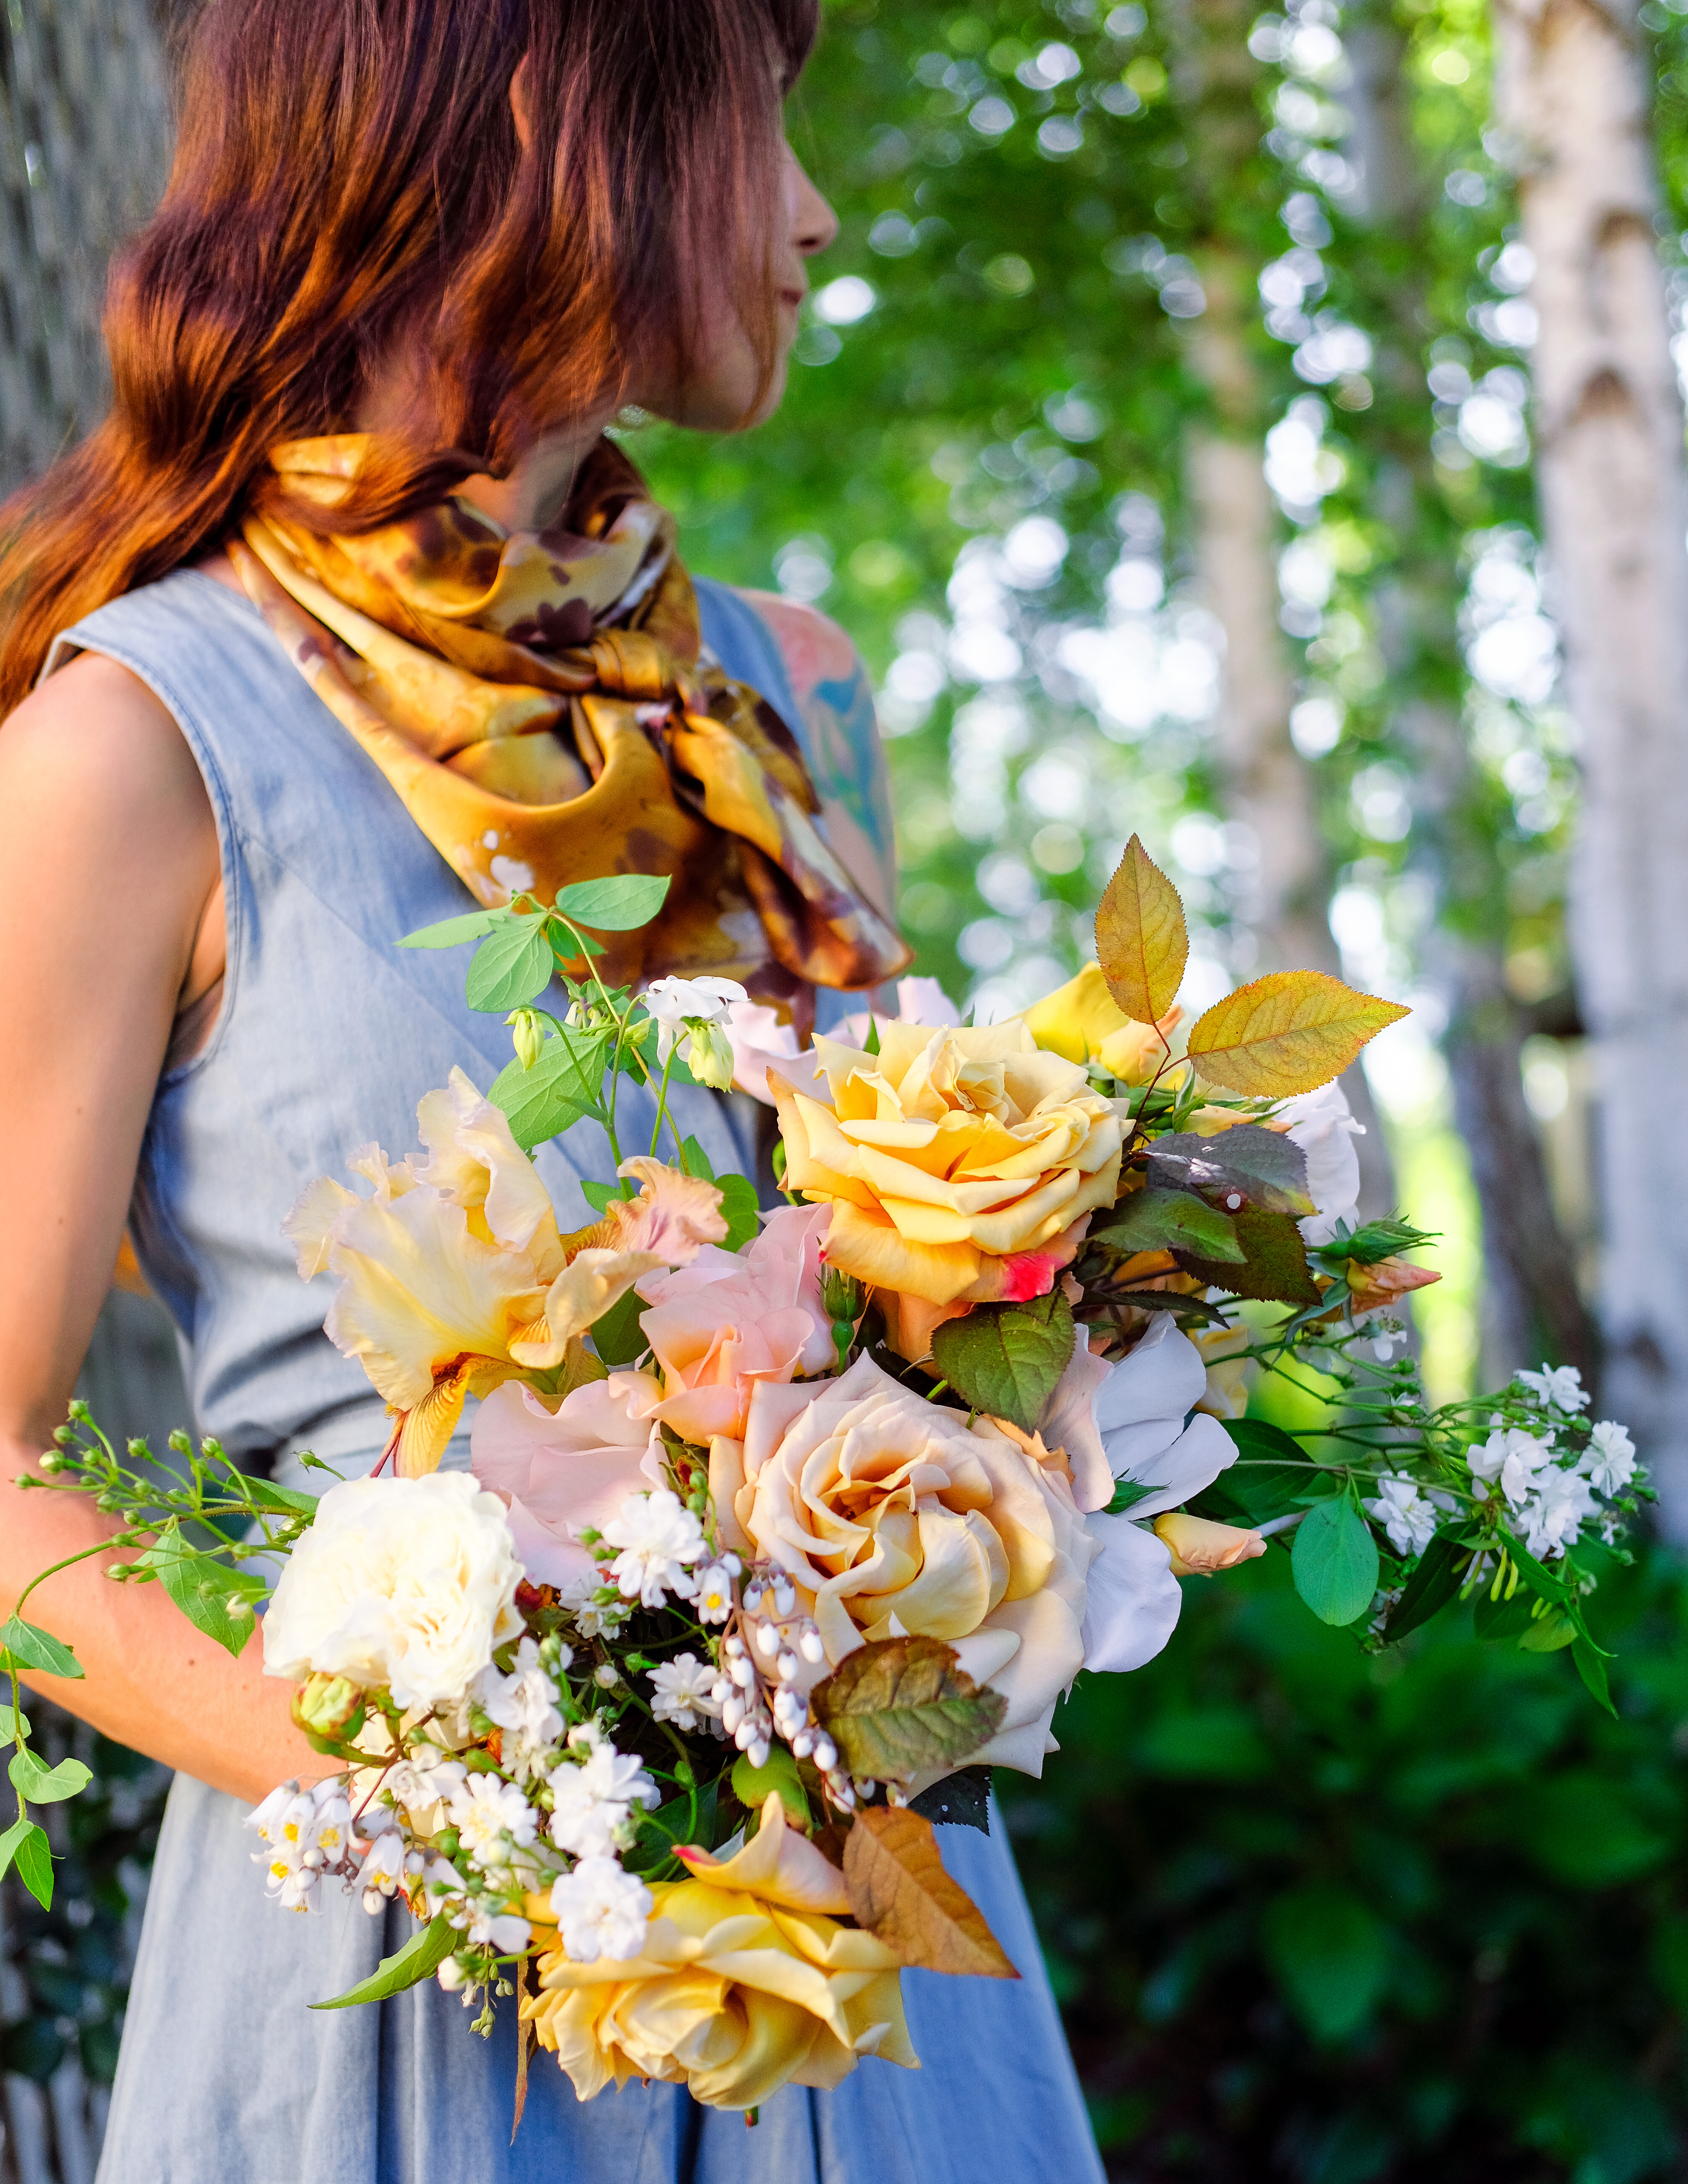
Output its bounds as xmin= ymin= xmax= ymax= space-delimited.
xmin=786 ymin=147 xmax=839 ymax=259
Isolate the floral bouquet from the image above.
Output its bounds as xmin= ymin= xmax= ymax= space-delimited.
xmin=2 ymin=843 xmax=1644 ymax=2120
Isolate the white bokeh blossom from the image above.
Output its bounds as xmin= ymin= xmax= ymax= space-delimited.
xmin=600 ymin=1489 xmax=707 ymax=1608
xmin=1363 ymin=1475 xmax=1439 ymax=1557
xmin=1516 ymin=1364 xmax=1589 ymax=1415
xmin=548 ymin=1855 xmax=652 ymax=1964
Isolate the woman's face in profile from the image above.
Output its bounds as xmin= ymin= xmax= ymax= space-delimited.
xmin=648 ymin=143 xmax=839 ymax=435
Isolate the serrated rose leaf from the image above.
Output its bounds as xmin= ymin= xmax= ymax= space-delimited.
xmin=1174 ymin=1205 xmax=1322 ymax=1306
xmin=844 ymin=1806 xmax=1018 ymax=1978
xmin=1092 ymin=1187 xmax=1244 ymax=1263
xmin=1095 ymin=834 xmax=1189 ymax=1025
xmin=1186 ymin=972 xmax=1408 ymax=1096
xmin=930 ymin=1289 xmax=1075 ymax=1434
xmin=1143 ymin=1124 xmax=1313 ymax=1216
xmin=811 ymin=1635 xmax=1006 ymax=1784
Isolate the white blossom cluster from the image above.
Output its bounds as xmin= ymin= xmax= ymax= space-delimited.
xmin=1362 ymin=1365 xmax=1641 ymax=1565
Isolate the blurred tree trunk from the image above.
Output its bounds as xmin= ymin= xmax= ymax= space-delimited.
xmin=1176 ymin=0 xmax=1396 ymax=1219
xmin=0 ymin=12 xmax=174 ymax=2184
xmin=1343 ymin=0 xmax=1597 ymax=1384
xmin=1490 ymin=0 xmax=1688 ymax=1508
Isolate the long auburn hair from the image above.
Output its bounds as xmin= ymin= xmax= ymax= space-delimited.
xmin=0 ymin=0 xmax=817 ymax=716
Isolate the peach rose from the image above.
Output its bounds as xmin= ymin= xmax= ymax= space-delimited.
xmin=470 ymin=1373 xmax=666 ymax=1590
xmin=525 ymin=1795 xmax=914 ymax=2110
xmin=710 ymin=1354 xmax=1096 ymax=1776
xmin=770 ymin=1019 xmax=1124 ymax=1342
xmin=633 ymin=1204 xmax=834 ymax=1443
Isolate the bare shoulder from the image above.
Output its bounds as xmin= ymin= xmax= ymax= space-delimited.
xmin=0 ymin=649 xmax=215 ymax=868
xmin=734 ymin=588 xmax=896 ymax=908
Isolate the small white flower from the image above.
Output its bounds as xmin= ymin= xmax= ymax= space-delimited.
xmin=447 ymin=1773 xmax=540 ymax=1868
xmin=641 ymin=977 xmax=749 ymax=1077
xmin=303 ymin=1789 xmax=353 ymax=1869
xmin=420 ymin=1854 xmax=466 ymax=1916
xmin=648 ymin=1652 xmax=724 ymax=1732
xmin=549 ymin=1856 xmax=652 ymax=1963
xmin=474 ymin=1637 xmax=565 ymax=1777
xmin=245 ymin=1781 xmax=299 ymax=1842
xmin=357 ymin=1830 xmax=406 ymax=1898
xmin=1516 ymin=1364 xmax=1589 ymax=1415
xmin=465 ymin=1902 xmax=532 ymax=1954
xmin=692 ymin=1562 xmax=737 ymax=1624
xmin=1518 ymin=1468 xmax=1596 ymax=1559
xmin=547 ymin=1742 xmax=661 ymax=1858
xmin=1580 ymin=1420 xmax=1638 ymax=1498
xmin=601 ymin=1489 xmax=706 ymax=1609
xmin=1362 ymin=1475 xmax=1438 ymax=1558
xmin=1470 ymin=1427 xmax=1554 ymax=1509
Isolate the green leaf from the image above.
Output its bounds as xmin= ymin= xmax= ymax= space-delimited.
xmin=1144 ymin=1125 xmax=1314 ymax=1216
xmin=1105 ymin=1477 xmax=1156 ymax=1514
xmin=716 ymin=1173 xmax=761 ymax=1251
xmin=1310 ymin=1216 xmax=1438 ymax=1270
xmin=8 ymin=1748 xmax=92 ymax=1805
xmin=590 ymin=1286 xmax=648 ymax=1368
xmin=397 ymin=908 xmax=503 ymax=950
xmin=1572 ymin=1636 xmax=1617 ymax=1716
xmin=241 ymin=1477 xmax=320 ymax=1518
xmin=1262 ymin=1883 xmax=1392 ymax=2043
xmin=489 ymin=1031 xmax=609 ymax=1151
xmin=730 ymin=1746 xmax=812 ymax=1829
xmin=929 ymin=1289 xmax=1075 ymax=1433
xmin=909 ymin=1764 xmax=993 ymax=1833
xmin=552 ymin=874 xmax=672 ymax=930
xmin=136 ymin=1522 xmax=264 ymax=1657
xmin=677 ymin=1135 xmax=716 ymax=1181
xmin=1092 ymin=1187 xmax=1244 ymax=1263
xmin=311 ymin=1915 xmax=457 ymax=2008
xmin=465 ymin=919 xmax=555 ymax=1013
xmin=0 ymin=1616 xmax=82 ymax=1680
xmin=1175 ymin=1205 xmax=1322 ymax=1308
xmin=1382 ymin=1529 xmax=1471 ymax=1643
xmin=579 ymin=1178 xmax=623 ymax=1215
xmin=811 ymin=1635 xmax=1006 ymax=1784
xmin=1518 ymin=1606 xmax=1578 ymax=1653
xmin=0 ymin=1701 xmax=32 ymax=1741
xmin=1291 ymin=1499 xmax=1380 ymax=1627
xmin=0 ymin=1816 xmax=53 ymax=1908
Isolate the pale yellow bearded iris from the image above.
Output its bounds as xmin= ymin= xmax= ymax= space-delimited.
xmin=770 ymin=1019 xmax=1123 ymax=1347
xmin=525 ymin=1797 xmax=915 ymax=2111
xmin=285 ymin=1070 xmax=725 ymax=1474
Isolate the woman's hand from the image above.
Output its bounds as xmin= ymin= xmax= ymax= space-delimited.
xmin=0 ymin=652 xmax=324 ymax=1805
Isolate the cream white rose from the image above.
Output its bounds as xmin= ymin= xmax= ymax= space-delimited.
xmin=710 ymin=1354 xmax=1096 ymax=1776
xmin=262 ymin=1472 xmax=525 ymax=1709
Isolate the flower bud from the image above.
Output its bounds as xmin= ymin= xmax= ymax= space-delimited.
xmin=820 ymin=1265 xmax=865 ymax=1326
xmin=291 ymin=1671 xmax=366 ymax=1743
xmin=687 ymin=1019 xmax=737 ymax=1093
xmin=1152 ymin=1510 xmax=1267 ymax=1577
xmin=505 ymin=1008 xmax=546 ymax=1072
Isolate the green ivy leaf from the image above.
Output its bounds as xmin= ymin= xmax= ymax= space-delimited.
xmin=464 ymin=919 xmax=555 ymax=1013
xmin=1092 ymin=1187 xmax=1244 ymax=1262
xmin=8 ymin=1748 xmax=92 ymax=1805
xmin=311 ymin=1916 xmax=457 ymax=2009
xmin=811 ymin=1635 xmax=1006 ymax=1784
xmin=552 ymin=874 xmax=672 ymax=930
xmin=0 ymin=1815 xmax=53 ymax=1908
xmin=1291 ymin=1499 xmax=1380 ymax=1627
xmin=396 ymin=907 xmax=504 ymax=951
xmin=930 ymin=1288 xmax=1075 ymax=1433
xmin=136 ymin=1522 xmax=264 ymax=1657
xmin=0 ymin=1616 xmax=82 ymax=1680
xmin=489 ymin=1031 xmax=609 ymax=1151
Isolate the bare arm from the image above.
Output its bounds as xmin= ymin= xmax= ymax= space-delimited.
xmin=0 ymin=652 xmax=324 ymax=1804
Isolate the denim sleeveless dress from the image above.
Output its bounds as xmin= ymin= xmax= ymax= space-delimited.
xmin=49 ymin=570 xmax=1102 ymax=2184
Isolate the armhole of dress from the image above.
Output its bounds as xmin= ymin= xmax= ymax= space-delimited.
xmin=43 ymin=627 xmax=245 ymax=1085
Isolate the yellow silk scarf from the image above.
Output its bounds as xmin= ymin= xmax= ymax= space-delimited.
xmin=230 ymin=435 xmax=911 ymax=1010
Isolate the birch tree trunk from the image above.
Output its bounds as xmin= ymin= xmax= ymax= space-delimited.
xmin=1491 ymin=0 xmax=1688 ymax=1514
xmin=1344 ymin=0 xmax=1598 ymax=1386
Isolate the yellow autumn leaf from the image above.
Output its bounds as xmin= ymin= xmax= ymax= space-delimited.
xmin=1095 ymin=835 xmax=1188 ymax=1025
xmin=1185 ymin=971 xmax=1408 ymax=1096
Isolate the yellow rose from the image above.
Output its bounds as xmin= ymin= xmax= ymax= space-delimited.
xmin=1019 ymin=962 xmax=1182 ymax=1084
xmin=710 ymin=1354 xmax=1097 ymax=1776
xmin=525 ymin=1796 xmax=915 ymax=2111
xmin=770 ymin=1019 xmax=1123 ymax=1329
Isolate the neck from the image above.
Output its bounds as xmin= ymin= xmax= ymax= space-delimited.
xmin=456 ymin=424 xmax=604 ymax=534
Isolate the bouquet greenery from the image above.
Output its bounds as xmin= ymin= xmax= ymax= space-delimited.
xmin=1 ymin=839 xmax=1642 ymax=2120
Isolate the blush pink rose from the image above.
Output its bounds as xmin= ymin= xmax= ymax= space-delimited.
xmin=470 ymin=1373 xmax=665 ymax=1589
xmin=634 ymin=1205 xmax=835 ymax=1444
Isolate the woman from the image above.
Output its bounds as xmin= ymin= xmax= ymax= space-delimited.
xmin=0 ymin=3 xmax=1104 ymax=2177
